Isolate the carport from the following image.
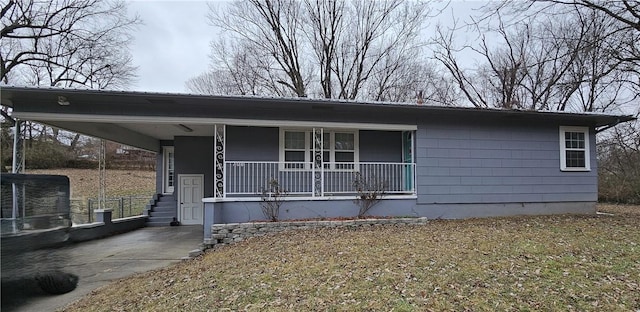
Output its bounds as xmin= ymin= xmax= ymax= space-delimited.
xmin=1 ymin=225 xmax=202 ymax=312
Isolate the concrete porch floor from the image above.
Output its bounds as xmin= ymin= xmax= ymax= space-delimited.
xmin=2 ymin=225 xmax=203 ymax=312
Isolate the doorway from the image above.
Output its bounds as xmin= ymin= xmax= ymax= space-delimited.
xmin=163 ymin=147 xmax=175 ymax=194
xmin=178 ymin=174 xmax=204 ymax=225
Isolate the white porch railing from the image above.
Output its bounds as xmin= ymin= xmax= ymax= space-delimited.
xmin=225 ymin=161 xmax=416 ymax=197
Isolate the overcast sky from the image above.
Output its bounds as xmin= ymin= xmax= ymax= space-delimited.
xmin=127 ymin=1 xmax=484 ymax=93
xmin=128 ymin=1 xmax=213 ymax=93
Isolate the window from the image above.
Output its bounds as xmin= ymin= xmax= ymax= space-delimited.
xmin=280 ymin=129 xmax=358 ymax=170
xmin=333 ymin=132 xmax=355 ymax=169
xmin=559 ymin=126 xmax=590 ymax=171
xmin=283 ymin=131 xmax=306 ymax=169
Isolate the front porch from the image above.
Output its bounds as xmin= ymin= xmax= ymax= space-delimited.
xmin=224 ymin=161 xmax=416 ymax=198
xmin=189 ymin=125 xmax=419 ymax=234
xmin=204 ymin=125 xmax=418 ymax=202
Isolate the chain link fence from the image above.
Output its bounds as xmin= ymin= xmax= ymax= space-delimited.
xmin=70 ymin=196 xmax=151 ymax=224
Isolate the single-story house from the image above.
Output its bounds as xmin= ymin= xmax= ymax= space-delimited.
xmin=1 ymin=87 xmax=635 ymax=232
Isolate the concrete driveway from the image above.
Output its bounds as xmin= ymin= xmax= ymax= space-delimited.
xmin=2 ymin=225 xmax=203 ymax=312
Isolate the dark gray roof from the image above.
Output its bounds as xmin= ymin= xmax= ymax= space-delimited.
xmin=1 ymin=86 xmax=635 ymax=151
xmin=2 ymin=86 xmax=635 ymax=126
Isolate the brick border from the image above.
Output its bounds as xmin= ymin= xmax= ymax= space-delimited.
xmin=203 ymin=217 xmax=428 ymax=249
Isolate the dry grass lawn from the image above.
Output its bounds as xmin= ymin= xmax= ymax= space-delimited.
xmin=64 ymin=205 xmax=639 ymax=311
xmin=26 ymin=168 xmax=156 ymax=198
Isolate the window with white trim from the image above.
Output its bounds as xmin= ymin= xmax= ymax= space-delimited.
xmin=559 ymin=126 xmax=590 ymax=171
xmin=280 ymin=129 xmax=358 ymax=170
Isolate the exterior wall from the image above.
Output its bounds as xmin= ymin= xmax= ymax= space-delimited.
xmin=197 ymin=119 xmax=600 ymax=228
xmin=415 ymin=118 xmax=598 ymax=205
xmin=359 ymin=130 xmax=402 ymax=162
xmin=174 ymin=136 xmax=215 ymax=196
xmin=226 ymin=126 xmax=279 ymax=161
xmin=203 ymin=198 xmax=418 ymax=237
xmin=202 ymin=199 xmax=595 ymax=237
xmin=218 ymin=199 xmax=417 ymax=222
xmin=413 ymin=202 xmax=595 ymax=219
xmin=225 ymin=126 xmax=403 ymax=162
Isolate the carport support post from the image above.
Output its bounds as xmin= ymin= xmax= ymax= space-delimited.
xmin=10 ymin=119 xmax=24 ymax=233
xmin=12 ymin=119 xmax=24 ymax=173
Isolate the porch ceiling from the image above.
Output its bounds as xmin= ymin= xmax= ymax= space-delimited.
xmin=39 ymin=121 xmax=214 ymax=151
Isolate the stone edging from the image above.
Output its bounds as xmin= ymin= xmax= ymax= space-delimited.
xmin=203 ymin=217 xmax=428 ymax=249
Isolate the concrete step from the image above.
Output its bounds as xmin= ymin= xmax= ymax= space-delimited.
xmin=149 ymin=211 xmax=174 ymax=218
xmin=146 ymin=217 xmax=174 ymax=226
xmin=146 ymin=221 xmax=172 ymax=227
xmin=148 ymin=215 xmax=174 ymax=222
xmin=155 ymin=201 xmax=176 ymax=208
xmin=152 ymin=206 xmax=174 ymax=212
xmin=158 ymin=195 xmax=175 ymax=202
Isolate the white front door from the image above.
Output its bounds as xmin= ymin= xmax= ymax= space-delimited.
xmin=178 ymin=174 xmax=204 ymax=225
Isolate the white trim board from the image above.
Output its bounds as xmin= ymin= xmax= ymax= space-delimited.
xmin=203 ymin=195 xmax=418 ymax=203
xmin=559 ymin=126 xmax=591 ymax=172
xmin=13 ymin=112 xmax=418 ymax=131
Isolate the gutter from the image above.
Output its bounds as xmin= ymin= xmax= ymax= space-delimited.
xmin=595 ymin=114 xmax=638 ymax=133
xmin=596 ymin=118 xmax=623 ymax=133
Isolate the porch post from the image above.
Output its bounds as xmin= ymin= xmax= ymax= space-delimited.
xmin=402 ymin=131 xmax=415 ymax=192
xmin=12 ymin=119 xmax=24 ymax=173
xmin=214 ymin=124 xmax=226 ymax=199
xmin=312 ymin=128 xmax=323 ymax=197
xmin=11 ymin=119 xmax=24 ymax=232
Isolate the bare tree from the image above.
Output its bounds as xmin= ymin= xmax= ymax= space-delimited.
xmin=432 ymin=6 xmax=636 ymax=112
xmin=332 ymin=0 xmax=428 ymax=100
xmin=186 ymin=39 xmax=286 ymax=96
xmin=1 ymin=0 xmax=140 ymax=170
xmin=367 ymin=53 xmax=457 ymax=105
xmin=1 ymin=0 xmax=140 ymax=88
xmin=598 ymin=120 xmax=640 ymax=204
xmin=196 ymin=0 xmax=432 ymax=102
xmin=303 ymin=0 xmax=344 ymax=98
xmin=209 ymin=0 xmax=308 ymax=97
xmin=489 ymin=1 xmax=640 ymax=95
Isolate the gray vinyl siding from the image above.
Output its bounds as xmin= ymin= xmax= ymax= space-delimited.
xmin=174 ymin=136 xmax=215 ymax=197
xmin=359 ymin=130 xmax=402 ymax=162
xmin=226 ymin=126 xmax=279 ymax=161
xmin=207 ymin=198 xmax=417 ymax=224
xmin=416 ymin=120 xmax=597 ymax=204
xmin=224 ymin=126 xmax=403 ymax=163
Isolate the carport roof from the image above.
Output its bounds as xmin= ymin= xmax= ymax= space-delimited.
xmin=1 ymin=86 xmax=636 ymax=152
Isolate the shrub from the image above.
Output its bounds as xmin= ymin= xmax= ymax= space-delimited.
xmin=597 ymin=122 xmax=640 ymax=204
xmin=65 ymin=159 xmax=98 ymax=169
xmin=25 ymin=141 xmax=70 ymax=169
xmin=260 ymin=178 xmax=287 ymax=222
xmin=353 ymin=172 xmax=387 ymax=218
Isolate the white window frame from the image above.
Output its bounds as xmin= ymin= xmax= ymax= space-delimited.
xmin=279 ymin=128 xmax=359 ymax=170
xmin=559 ymin=126 xmax=591 ymax=171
